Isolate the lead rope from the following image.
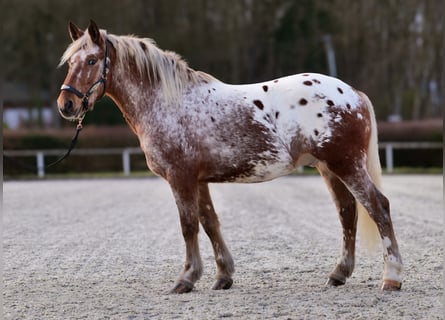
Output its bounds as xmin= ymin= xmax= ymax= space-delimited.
xmin=46 ymin=118 xmax=84 ymax=168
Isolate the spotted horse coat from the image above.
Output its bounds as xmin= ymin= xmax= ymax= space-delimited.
xmin=57 ymin=20 xmax=403 ymax=294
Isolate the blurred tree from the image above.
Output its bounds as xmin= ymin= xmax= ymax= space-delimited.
xmin=2 ymin=0 xmax=443 ymax=127
xmin=332 ymin=0 xmax=444 ymax=120
xmin=274 ymin=0 xmax=336 ymax=76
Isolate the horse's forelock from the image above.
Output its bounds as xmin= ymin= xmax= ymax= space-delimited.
xmin=58 ymin=29 xmax=108 ymax=68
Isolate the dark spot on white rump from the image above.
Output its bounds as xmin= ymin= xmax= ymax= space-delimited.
xmin=253 ymin=100 xmax=265 ymax=110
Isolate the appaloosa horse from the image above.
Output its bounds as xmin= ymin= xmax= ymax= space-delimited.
xmin=57 ymin=20 xmax=403 ymax=293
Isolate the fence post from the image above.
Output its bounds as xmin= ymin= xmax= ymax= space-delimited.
xmin=122 ymin=149 xmax=131 ymax=176
xmin=385 ymin=144 xmax=394 ymax=173
xmin=37 ymin=152 xmax=45 ymax=178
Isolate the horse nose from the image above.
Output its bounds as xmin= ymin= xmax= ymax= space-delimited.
xmin=64 ymin=100 xmax=74 ymax=113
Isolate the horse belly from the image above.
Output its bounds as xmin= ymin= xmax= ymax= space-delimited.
xmin=234 ymin=155 xmax=295 ymax=183
xmin=203 ymin=145 xmax=295 ymax=183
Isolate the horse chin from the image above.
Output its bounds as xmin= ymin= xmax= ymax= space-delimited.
xmin=58 ymin=109 xmax=75 ymax=121
xmin=58 ymin=108 xmax=84 ymax=122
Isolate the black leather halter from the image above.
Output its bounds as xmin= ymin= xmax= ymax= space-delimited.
xmin=60 ymin=39 xmax=111 ymax=114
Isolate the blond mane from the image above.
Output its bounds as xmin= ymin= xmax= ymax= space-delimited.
xmin=59 ymin=29 xmax=214 ymax=104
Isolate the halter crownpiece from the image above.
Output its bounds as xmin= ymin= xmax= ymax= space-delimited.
xmin=60 ymin=39 xmax=111 ymax=115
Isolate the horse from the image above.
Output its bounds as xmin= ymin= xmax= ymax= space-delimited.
xmin=57 ymin=20 xmax=403 ymax=293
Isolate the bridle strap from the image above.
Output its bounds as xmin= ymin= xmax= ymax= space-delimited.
xmin=60 ymin=39 xmax=111 ymax=113
xmin=60 ymin=84 xmax=84 ymax=99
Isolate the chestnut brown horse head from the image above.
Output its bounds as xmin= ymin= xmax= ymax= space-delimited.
xmin=57 ymin=20 xmax=110 ymax=121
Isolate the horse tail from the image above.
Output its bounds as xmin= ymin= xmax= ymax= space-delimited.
xmin=357 ymin=91 xmax=381 ymax=251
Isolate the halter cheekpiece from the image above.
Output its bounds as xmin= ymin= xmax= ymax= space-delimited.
xmin=60 ymin=39 xmax=111 ymax=115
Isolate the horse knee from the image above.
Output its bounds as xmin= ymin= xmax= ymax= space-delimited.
xmin=199 ymin=212 xmax=220 ymax=231
xmin=374 ymin=189 xmax=389 ymax=211
xmin=180 ymin=222 xmax=198 ymax=241
xmin=367 ymin=191 xmax=391 ymax=227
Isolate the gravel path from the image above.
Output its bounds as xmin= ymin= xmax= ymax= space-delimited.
xmin=3 ymin=175 xmax=443 ymax=319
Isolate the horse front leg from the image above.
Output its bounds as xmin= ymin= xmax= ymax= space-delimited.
xmin=198 ymin=183 xmax=234 ymax=290
xmin=169 ymin=177 xmax=203 ymax=293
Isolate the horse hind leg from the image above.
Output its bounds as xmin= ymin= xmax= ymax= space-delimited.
xmin=325 ymin=160 xmax=403 ymax=291
xmin=318 ymin=163 xmax=358 ymax=287
xmin=198 ymin=183 xmax=234 ymax=290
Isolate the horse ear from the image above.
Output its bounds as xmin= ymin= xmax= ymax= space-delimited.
xmin=68 ymin=22 xmax=84 ymax=41
xmin=87 ymin=19 xmax=103 ymax=46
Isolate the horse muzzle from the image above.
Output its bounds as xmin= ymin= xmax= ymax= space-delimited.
xmin=57 ymin=94 xmax=87 ymax=121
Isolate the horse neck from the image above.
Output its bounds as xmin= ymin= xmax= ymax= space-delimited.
xmin=104 ymin=43 xmax=213 ymax=132
xmin=106 ymin=57 xmax=159 ymax=127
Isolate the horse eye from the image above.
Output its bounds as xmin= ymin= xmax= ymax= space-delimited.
xmin=88 ymin=59 xmax=97 ymax=65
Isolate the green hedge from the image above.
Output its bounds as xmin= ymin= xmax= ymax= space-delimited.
xmin=4 ymin=126 xmax=139 ymax=150
xmin=377 ymin=120 xmax=442 ymax=142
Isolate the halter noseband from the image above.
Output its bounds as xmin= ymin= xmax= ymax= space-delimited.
xmin=60 ymin=39 xmax=111 ymax=115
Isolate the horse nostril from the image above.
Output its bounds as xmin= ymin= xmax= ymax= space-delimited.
xmin=64 ymin=100 xmax=74 ymax=113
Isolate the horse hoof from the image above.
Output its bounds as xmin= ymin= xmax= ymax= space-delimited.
xmin=326 ymin=277 xmax=346 ymax=287
xmin=170 ymin=280 xmax=194 ymax=294
xmin=212 ymin=278 xmax=233 ymax=290
xmin=381 ymin=280 xmax=401 ymax=291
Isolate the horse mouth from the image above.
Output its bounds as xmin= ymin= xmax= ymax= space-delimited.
xmin=58 ymin=106 xmax=86 ymax=122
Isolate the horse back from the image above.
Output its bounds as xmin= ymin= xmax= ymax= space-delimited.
xmin=143 ymin=73 xmax=372 ymax=183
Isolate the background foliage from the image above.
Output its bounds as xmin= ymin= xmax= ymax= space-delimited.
xmin=2 ymin=0 xmax=444 ymax=125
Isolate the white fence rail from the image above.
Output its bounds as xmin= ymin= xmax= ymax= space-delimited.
xmin=4 ymin=147 xmax=142 ymax=178
xmin=379 ymin=142 xmax=442 ymax=173
xmin=4 ymin=142 xmax=442 ymax=178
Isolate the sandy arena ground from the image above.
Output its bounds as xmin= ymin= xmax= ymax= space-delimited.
xmin=3 ymin=175 xmax=443 ymax=319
